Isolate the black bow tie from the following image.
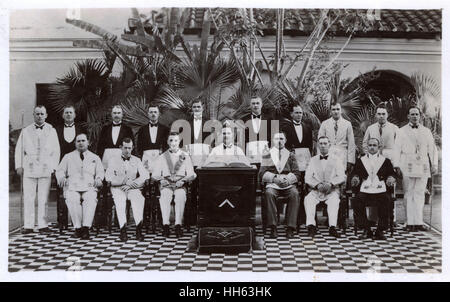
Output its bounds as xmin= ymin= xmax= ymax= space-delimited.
xmin=169 ymin=149 xmax=178 ymax=153
xmin=411 ymin=124 xmax=419 ymax=129
xmin=149 ymin=123 xmax=158 ymax=128
xmin=112 ymin=123 xmax=122 ymax=127
xmin=252 ymin=114 xmax=261 ymax=119
xmin=35 ymin=124 xmax=44 ymax=130
xmin=64 ymin=124 xmax=74 ymax=128
xmin=122 ymin=156 xmax=130 ymax=161
xmin=224 ymin=144 xmax=233 ymax=149
xmin=293 ymin=122 xmax=301 ymax=126
xmin=320 ymin=155 xmax=328 ymax=160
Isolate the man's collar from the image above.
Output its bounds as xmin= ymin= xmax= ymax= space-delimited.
xmin=223 ymin=143 xmax=233 ymax=149
xmin=409 ymin=123 xmax=420 ymax=129
xmin=169 ymin=148 xmax=180 ymax=154
xmin=64 ymin=122 xmax=75 ymax=127
xmin=367 ymin=152 xmax=379 ymax=158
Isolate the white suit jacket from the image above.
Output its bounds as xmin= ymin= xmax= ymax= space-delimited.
xmin=15 ymin=123 xmax=60 ymax=178
xmin=318 ymin=117 xmax=356 ymax=164
xmin=394 ymin=124 xmax=437 ymax=177
xmin=151 ymin=150 xmax=196 ymax=182
xmin=105 ymin=155 xmax=149 ymax=188
xmin=56 ymin=150 xmax=104 ymax=192
xmin=362 ymin=122 xmax=398 ymax=161
xmin=305 ymin=154 xmax=346 ymax=201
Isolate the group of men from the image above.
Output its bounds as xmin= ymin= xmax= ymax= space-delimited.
xmin=15 ymin=96 xmax=438 ymax=243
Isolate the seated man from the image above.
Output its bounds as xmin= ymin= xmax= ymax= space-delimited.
xmin=152 ymin=132 xmax=196 ymax=237
xmin=259 ymin=132 xmax=301 ymax=238
xmin=56 ymin=134 xmax=104 ymax=239
xmin=202 ymin=126 xmax=251 ymax=167
xmin=350 ymin=138 xmax=396 ymax=240
xmin=305 ymin=136 xmax=346 ymax=238
xmin=105 ymin=137 xmax=149 ymax=242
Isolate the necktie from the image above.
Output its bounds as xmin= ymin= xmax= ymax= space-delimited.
xmin=80 ymin=152 xmax=84 ymax=161
xmin=35 ymin=124 xmax=44 ymax=130
xmin=64 ymin=124 xmax=74 ymax=128
xmin=122 ymin=156 xmax=130 ymax=161
xmin=334 ymin=120 xmax=338 ymax=136
xmin=320 ymin=155 xmax=328 ymax=160
xmin=379 ymin=124 xmax=383 ymax=136
xmin=112 ymin=123 xmax=121 ymax=127
xmin=252 ymin=114 xmax=261 ymax=119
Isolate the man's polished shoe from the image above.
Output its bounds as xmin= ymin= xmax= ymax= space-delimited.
xmin=38 ymin=227 xmax=51 ymax=234
xmin=81 ymin=227 xmax=90 ymax=240
xmin=329 ymin=226 xmax=341 ymax=238
xmin=415 ymin=225 xmax=428 ymax=232
xmin=73 ymin=228 xmax=82 ymax=238
xmin=136 ymin=222 xmax=144 ymax=241
xmin=307 ymin=225 xmax=317 ymax=238
xmin=359 ymin=228 xmax=373 ymax=240
xmin=119 ymin=225 xmax=128 ymax=242
xmin=270 ymin=226 xmax=278 ymax=238
xmin=175 ymin=224 xmax=183 ymax=238
xmin=286 ymin=227 xmax=295 ymax=239
xmin=162 ymin=225 xmax=170 ymax=237
xmin=374 ymin=229 xmax=387 ymax=240
xmin=21 ymin=228 xmax=34 ymax=234
xmin=403 ymin=225 xmax=414 ymax=232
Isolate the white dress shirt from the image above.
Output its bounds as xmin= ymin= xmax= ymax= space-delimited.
xmin=293 ymin=122 xmax=303 ymax=143
xmin=149 ymin=123 xmax=158 ymax=143
xmin=193 ymin=117 xmax=202 ymax=140
xmin=63 ymin=123 xmax=76 ymax=143
xmin=251 ymin=114 xmax=261 ymax=133
xmin=111 ymin=123 xmax=121 ymax=145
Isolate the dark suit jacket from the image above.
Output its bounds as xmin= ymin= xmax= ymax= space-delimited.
xmin=350 ymin=155 xmax=395 ymax=190
xmin=184 ymin=117 xmax=211 ymax=146
xmin=242 ymin=113 xmax=274 ymax=147
xmin=136 ymin=123 xmax=169 ymax=157
xmin=258 ymin=151 xmax=302 ymax=184
xmin=55 ymin=123 xmax=87 ymax=161
xmin=281 ymin=120 xmax=313 ymax=152
xmin=97 ymin=123 xmax=134 ymax=159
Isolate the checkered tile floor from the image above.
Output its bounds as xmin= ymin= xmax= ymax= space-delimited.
xmin=8 ymin=224 xmax=441 ymax=273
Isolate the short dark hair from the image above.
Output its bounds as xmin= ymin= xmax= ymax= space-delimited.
xmin=330 ymin=102 xmax=341 ymax=109
xmin=121 ymin=137 xmax=133 ymax=145
xmin=192 ymin=99 xmax=203 ymax=106
xmin=75 ymin=133 xmax=88 ymax=141
xmin=318 ymin=136 xmax=330 ymax=143
xmin=289 ymin=103 xmax=303 ymax=113
xmin=112 ymin=105 xmax=123 ymax=111
xmin=62 ymin=105 xmax=75 ymax=112
xmin=148 ymin=105 xmax=160 ymax=111
xmin=376 ymin=103 xmax=387 ymax=111
xmin=168 ymin=131 xmax=180 ymax=137
xmin=34 ymin=105 xmax=47 ymax=111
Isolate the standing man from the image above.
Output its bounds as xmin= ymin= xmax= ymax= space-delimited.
xmin=15 ymin=105 xmax=60 ymax=234
xmin=394 ymin=106 xmax=437 ymax=232
xmin=351 ymin=138 xmax=397 ymax=240
xmin=97 ymin=105 xmax=134 ymax=169
xmin=136 ymin=105 xmax=169 ymax=172
xmin=362 ymin=103 xmax=398 ymax=160
xmin=152 ymin=132 xmax=196 ymax=237
xmin=105 ymin=138 xmax=149 ymax=242
xmin=243 ymin=96 xmax=273 ymax=162
xmin=318 ymin=102 xmax=356 ymax=173
xmin=55 ymin=105 xmax=87 ymax=160
xmin=259 ymin=132 xmax=301 ymax=238
xmin=304 ymin=136 xmax=346 ymax=238
xmin=56 ymin=134 xmax=104 ymax=239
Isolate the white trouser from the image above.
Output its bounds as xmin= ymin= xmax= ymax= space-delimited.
xmin=403 ymin=176 xmax=428 ymax=225
xmin=65 ymin=190 xmax=98 ymax=228
xmin=23 ymin=176 xmax=51 ymax=229
xmin=111 ymin=188 xmax=145 ymax=228
xmin=304 ymin=190 xmax=340 ymax=227
xmin=159 ymin=188 xmax=186 ymax=225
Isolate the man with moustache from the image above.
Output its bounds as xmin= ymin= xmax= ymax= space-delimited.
xmin=15 ymin=105 xmax=60 ymax=234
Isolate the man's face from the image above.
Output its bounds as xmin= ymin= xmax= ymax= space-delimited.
xmin=367 ymin=139 xmax=379 ymax=155
xmin=222 ymin=128 xmax=233 ymax=145
xmin=192 ymin=102 xmax=203 ymax=116
xmin=168 ymin=135 xmax=180 ymax=150
xmin=331 ymin=104 xmax=341 ymax=120
xmin=291 ymin=106 xmax=303 ymax=123
xmin=75 ymin=134 xmax=88 ymax=152
xmin=318 ymin=138 xmax=330 ymax=155
xmin=273 ymin=133 xmax=286 ymax=149
xmin=111 ymin=107 xmax=123 ymax=123
xmin=63 ymin=107 xmax=76 ymax=124
xmin=376 ymin=108 xmax=388 ymax=124
xmin=250 ymin=98 xmax=262 ymax=115
xmin=408 ymin=108 xmax=420 ymax=125
xmin=148 ymin=107 xmax=160 ymax=123
xmin=34 ymin=107 xmax=47 ymax=125
xmin=121 ymin=141 xmax=133 ymax=157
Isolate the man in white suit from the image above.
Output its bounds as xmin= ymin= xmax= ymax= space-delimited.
xmin=305 ymin=136 xmax=346 ymax=238
xmin=15 ymin=106 xmax=60 ymax=234
xmin=318 ymin=103 xmax=356 ymax=173
xmin=152 ymin=132 xmax=196 ymax=237
xmin=394 ymin=106 xmax=437 ymax=232
xmin=105 ymin=137 xmax=149 ymax=242
xmin=56 ymin=134 xmax=104 ymax=239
